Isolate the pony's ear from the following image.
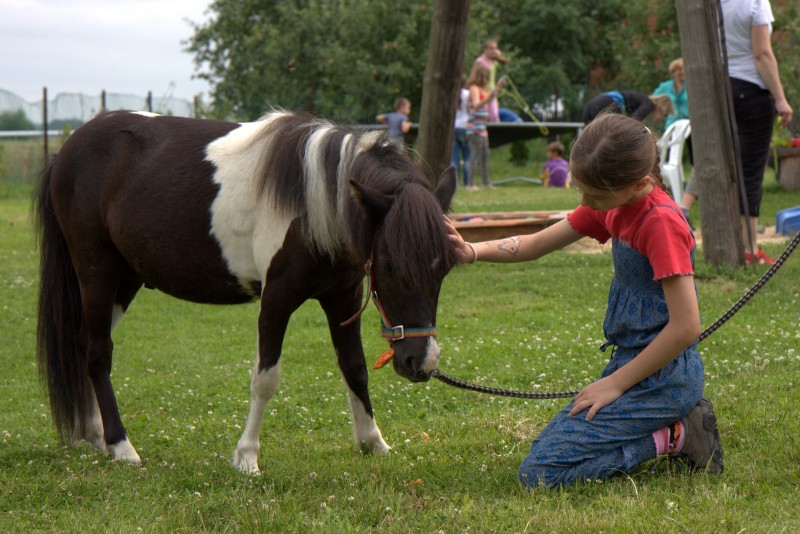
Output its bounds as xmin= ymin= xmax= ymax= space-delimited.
xmin=434 ymin=165 xmax=457 ymax=212
xmin=349 ymin=179 xmax=393 ymax=221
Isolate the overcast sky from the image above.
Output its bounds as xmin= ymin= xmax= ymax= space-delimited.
xmin=1 ymin=0 xmax=213 ymax=103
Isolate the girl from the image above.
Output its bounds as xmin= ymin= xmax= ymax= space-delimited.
xmin=445 ymin=113 xmax=723 ymax=488
xmin=465 ymin=64 xmax=505 ymax=191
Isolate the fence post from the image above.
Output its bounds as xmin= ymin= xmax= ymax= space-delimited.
xmin=147 ymin=91 xmax=153 ymax=112
xmin=42 ymin=86 xmax=49 ymax=165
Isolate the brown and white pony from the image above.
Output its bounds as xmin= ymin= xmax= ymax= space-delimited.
xmin=35 ymin=110 xmax=457 ymax=473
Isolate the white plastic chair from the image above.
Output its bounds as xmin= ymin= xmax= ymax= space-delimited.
xmin=658 ymin=119 xmax=691 ymax=202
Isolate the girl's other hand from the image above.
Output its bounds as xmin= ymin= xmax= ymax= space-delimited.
xmin=568 ymin=376 xmax=625 ymax=421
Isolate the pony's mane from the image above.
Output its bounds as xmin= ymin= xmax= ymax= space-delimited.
xmin=244 ymin=111 xmax=453 ymax=282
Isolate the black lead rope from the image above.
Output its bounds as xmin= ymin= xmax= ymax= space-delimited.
xmin=432 ymin=232 xmax=800 ymax=399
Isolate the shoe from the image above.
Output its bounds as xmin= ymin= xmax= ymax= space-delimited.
xmin=671 ymin=397 xmax=724 ymax=474
xmin=744 ymin=249 xmax=776 ymax=265
xmin=465 ymin=185 xmax=479 ymax=192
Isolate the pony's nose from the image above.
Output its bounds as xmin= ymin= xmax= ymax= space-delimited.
xmin=392 ymin=338 xmax=438 ymax=382
xmin=420 ymin=337 xmax=440 ymax=375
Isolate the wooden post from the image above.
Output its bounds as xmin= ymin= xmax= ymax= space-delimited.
xmin=416 ymin=0 xmax=470 ymax=184
xmin=100 ymin=90 xmax=107 ymax=114
xmin=42 ymin=87 xmax=48 ymax=164
xmin=146 ymin=91 xmax=153 ymax=112
xmin=676 ymin=0 xmax=744 ymax=267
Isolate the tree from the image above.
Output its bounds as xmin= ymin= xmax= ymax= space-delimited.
xmin=501 ymin=0 xmax=626 ymax=120
xmin=676 ymin=0 xmax=742 ymax=267
xmin=0 ymin=110 xmax=35 ymax=131
xmin=417 ymin=0 xmax=470 ymax=182
xmin=186 ymin=0 xmax=434 ymax=123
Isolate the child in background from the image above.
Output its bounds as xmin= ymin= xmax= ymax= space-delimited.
xmin=466 ymin=65 xmax=506 ymax=191
xmin=376 ymin=97 xmax=412 ymax=144
xmin=541 ymin=141 xmax=569 ymax=188
xmin=445 ymin=112 xmax=722 ymax=488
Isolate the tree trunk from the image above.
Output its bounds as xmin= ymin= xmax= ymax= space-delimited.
xmin=416 ymin=0 xmax=470 ymax=184
xmin=676 ymin=0 xmax=744 ymax=266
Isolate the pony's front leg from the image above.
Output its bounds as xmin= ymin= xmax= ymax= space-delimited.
xmin=233 ymin=358 xmax=281 ymax=474
xmin=233 ymin=289 xmax=298 ymax=474
xmin=320 ymin=295 xmax=390 ymax=455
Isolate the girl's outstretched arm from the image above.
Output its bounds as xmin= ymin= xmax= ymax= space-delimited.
xmin=444 ymin=216 xmax=583 ymax=264
xmin=569 ymin=274 xmax=701 ymax=420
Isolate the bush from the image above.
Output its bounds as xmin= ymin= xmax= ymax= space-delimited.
xmin=0 ymin=110 xmax=35 ymax=131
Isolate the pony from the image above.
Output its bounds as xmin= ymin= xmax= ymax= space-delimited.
xmin=35 ymin=110 xmax=457 ymax=474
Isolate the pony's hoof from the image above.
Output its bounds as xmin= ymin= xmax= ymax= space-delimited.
xmin=233 ymin=449 xmax=261 ymax=475
xmin=359 ymin=437 xmax=391 ymax=455
xmin=109 ymin=439 xmax=141 ymax=464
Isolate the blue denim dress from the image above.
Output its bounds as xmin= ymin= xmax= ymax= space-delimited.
xmin=518 ymin=221 xmax=704 ymax=488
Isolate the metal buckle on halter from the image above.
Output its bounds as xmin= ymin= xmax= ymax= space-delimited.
xmin=390 ymin=325 xmax=405 ymax=340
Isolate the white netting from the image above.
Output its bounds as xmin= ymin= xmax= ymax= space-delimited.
xmin=0 ymin=88 xmax=193 ymax=126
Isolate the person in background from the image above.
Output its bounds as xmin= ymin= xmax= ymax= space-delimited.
xmin=682 ymin=0 xmax=793 ymax=264
xmin=721 ymin=0 xmax=792 ymax=264
xmin=452 ymin=75 xmax=471 ymax=186
xmin=466 ymin=64 xmax=506 ymax=191
xmin=541 ymin=141 xmax=569 ymax=188
xmin=376 ymin=97 xmax=412 ymax=145
xmin=445 ymin=112 xmax=722 ymax=488
xmin=653 ymin=58 xmax=690 ymax=130
xmin=583 ymin=90 xmax=673 ymax=125
xmin=470 ymin=38 xmax=510 ymax=123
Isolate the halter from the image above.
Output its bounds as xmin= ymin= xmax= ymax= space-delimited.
xmin=340 ymin=256 xmax=437 ymax=368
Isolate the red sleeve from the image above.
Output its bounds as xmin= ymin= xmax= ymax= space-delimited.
xmin=567 ymin=206 xmax=612 ymax=243
xmin=634 ymin=206 xmax=695 ymax=280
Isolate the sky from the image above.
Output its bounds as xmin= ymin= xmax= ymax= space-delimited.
xmin=0 ymin=0 xmax=213 ymax=103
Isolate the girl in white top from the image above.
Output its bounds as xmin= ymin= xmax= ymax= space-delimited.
xmin=721 ymin=0 xmax=793 ymax=265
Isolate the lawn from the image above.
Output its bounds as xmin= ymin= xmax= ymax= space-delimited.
xmin=1 ymin=141 xmax=799 ymax=532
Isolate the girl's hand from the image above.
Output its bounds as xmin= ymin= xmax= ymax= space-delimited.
xmin=568 ymin=376 xmax=625 ymax=421
xmin=443 ymin=215 xmax=475 ymax=264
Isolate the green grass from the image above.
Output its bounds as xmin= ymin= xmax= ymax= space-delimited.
xmin=1 ymin=147 xmax=800 ymax=532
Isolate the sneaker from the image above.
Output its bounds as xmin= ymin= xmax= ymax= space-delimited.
xmin=744 ymin=249 xmax=776 ymax=265
xmin=671 ymin=397 xmax=724 ymax=474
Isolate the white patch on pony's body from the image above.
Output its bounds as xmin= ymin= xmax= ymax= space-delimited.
xmin=346 ymin=387 xmax=390 ymax=454
xmin=304 ymin=124 xmax=342 ymax=257
xmin=234 ymin=360 xmax=282 ymax=474
xmin=132 ymin=111 xmax=160 ymax=118
xmin=206 ymin=114 xmax=295 ymax=288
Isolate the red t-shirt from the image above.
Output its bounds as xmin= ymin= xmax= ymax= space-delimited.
xmin=567 ymin=187 xmax=695 ymax=280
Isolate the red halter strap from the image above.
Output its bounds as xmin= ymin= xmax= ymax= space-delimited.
xmin=339 ymin=257 xmax=437 ymax=341
xmin=339 ymin=258 xmax=373 ymax=327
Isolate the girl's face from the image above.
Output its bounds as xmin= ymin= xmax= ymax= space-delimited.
xmin=570 ymin=175 xmax=652 ymax=211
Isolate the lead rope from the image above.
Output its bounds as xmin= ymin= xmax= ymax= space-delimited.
xmin=432 ymin=232 xmax=800 ymax=399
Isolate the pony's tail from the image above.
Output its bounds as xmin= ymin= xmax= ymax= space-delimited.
xmin=34 ymin=161 xmax=88 ymax=442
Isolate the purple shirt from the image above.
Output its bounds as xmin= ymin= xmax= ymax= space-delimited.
xmin=543 ymin=157 xmax=569 ymax=188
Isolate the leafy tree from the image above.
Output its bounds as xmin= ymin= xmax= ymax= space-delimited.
xmin=187 ymin=0 xmax=434 ymax=123
xmin=772 ymin=0 xmax=800 ymax=131
xmin=186 ymin=0 xmax=799 ymax=127
xmin=0 ymin=110 xmax=35 ymax=130
xmin=499 ymin=0 xmax=626 ymax=120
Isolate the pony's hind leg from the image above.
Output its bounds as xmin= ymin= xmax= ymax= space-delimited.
xmin=320 ymin=295 xmax=390 ymax=455
xmin=78 ymin=267 xmax=142 ymax=463
xmin=72 ymin=303 xmax=129 ymax=452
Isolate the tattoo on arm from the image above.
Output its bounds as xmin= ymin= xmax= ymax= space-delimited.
xmin=496 ymin=236 xmax=521 ymax=256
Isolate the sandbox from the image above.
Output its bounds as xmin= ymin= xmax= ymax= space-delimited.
xmin=451 ymin=210 xmax=571 ymax=242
